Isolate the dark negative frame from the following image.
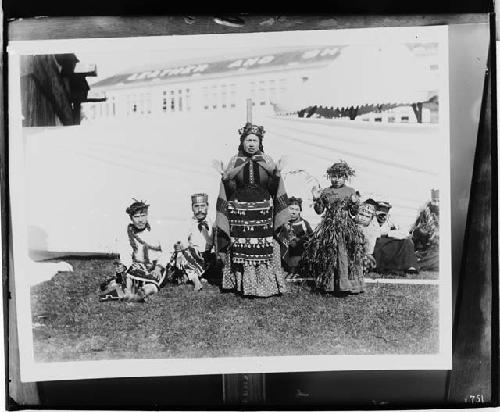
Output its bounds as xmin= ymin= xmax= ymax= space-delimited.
xmin=2 ymin=10 xmax=497 ymax=410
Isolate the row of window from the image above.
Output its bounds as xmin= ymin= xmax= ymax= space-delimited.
xmin=87 ymin=97 xmax=116 ymax=119
xmin=365 ymin=116 xmax=411 ymax=123
xmin=201 ymin=78 xmax=289 ymax=111
xmin=202 ymin=83 xmax=237 ymax=110
xmin=84 ymin=77 xmax=293 ymax=119
xmin=126 ymin=93 xmax=152 ymax=115
xmin=125 ymin=89 xmax=193 ymax=116
xmin=162 ymin=88 xmax=191 ymax=113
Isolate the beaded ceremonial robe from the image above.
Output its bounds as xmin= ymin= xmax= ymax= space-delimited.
xmin=216 ymin=151 xmax=289 ymax=297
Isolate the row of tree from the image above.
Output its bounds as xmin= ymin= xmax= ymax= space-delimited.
xmin=296 ymin=96 xmax=438 ymax=123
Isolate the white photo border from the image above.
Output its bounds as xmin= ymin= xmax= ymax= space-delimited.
xmin=8 ymin=25 xmax=452 ymax=382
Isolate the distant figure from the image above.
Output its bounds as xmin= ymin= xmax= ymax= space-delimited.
xmin=411 ymin=189 xmax=439 ymax=271
xmin=301 ymin=160 xmax=364 ymax=295
xmin=100 ymin=200 xmax=169 ymax=302
xmin=372 ymin=201 xmax=419 ymax=275
xmin=283 ymin=196 xmax=313 ymax=278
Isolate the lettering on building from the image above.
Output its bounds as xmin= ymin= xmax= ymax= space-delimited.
xmin=127 ymin=64 xmax=210 ymax=81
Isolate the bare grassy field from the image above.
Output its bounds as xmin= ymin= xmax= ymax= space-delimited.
xmin=31 ymin=257 xmax=439 ymax=362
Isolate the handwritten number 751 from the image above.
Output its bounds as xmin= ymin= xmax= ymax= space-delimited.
xmin=466 ymin=394 xmax=484 ymax=403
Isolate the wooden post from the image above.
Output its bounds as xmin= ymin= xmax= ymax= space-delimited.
xmin=246 ymin=98 xmax=252 ymax=124
xmin=222 ymin=374 xmax=266 ymax=405
xmin=446 ymin=48 xmax=493 ymax=405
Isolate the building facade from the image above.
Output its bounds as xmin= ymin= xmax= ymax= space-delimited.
xmin=83 ymin=47 xmax=345 ymax=122
xmin=83 ymin=45 xmax=439 ymax=123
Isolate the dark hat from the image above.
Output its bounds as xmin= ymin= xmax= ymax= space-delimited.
xmin=126 ymin=199 xmax=149 ymax=216
xmin=358 ymin=204 xmax=375 ymax=218
xmin=287 ymin=196 xmax=303 ymax=210
xmin=191 ymin=193 xmax=208 ymax=205
xmin=431 ymin=188 xmax=439 ymax=203
xmin=361 ymin=199 xmax=377 ymax=215
xmin=376 ymin=201 xmax=392 ymax=214
xmin=326 ymin=160 xmax=355 ymax=178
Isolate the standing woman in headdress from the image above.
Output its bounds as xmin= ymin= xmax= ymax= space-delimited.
xmin=214 ymin=122 xmax=289 ymax=297
xmin=300 ymin=160 xmax=365 ymax=295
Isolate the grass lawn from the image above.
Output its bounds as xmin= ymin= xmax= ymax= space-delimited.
xmin=31 ymin=257 xmax=439 ymax=362
xmin=367 ymin=270 xmax=439 ymax=280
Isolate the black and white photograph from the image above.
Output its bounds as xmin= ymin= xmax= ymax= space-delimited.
xmin=8 ymin=25 xmax=452 ymax=382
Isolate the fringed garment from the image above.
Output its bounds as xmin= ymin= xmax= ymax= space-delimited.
xmin=127 ymin=262 xmax=167 ymax=290
xmin=125 ymin=224 xmax=167 ymax=290
xmin=301 ymin=192 xmax=365 ymax=293
xmin=411 ymin=202 xmax=439 ymax=271
xmin=216 ymin=151 xmax=289 ymax=297
xmin=228 ymin=198 xmax=274 ymax=265
xmin=284 ymin=218 xmax=313 ymax=275
xmin=170 ymin=246 xmax=206 ymax=283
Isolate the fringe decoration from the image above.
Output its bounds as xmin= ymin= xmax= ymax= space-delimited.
xmin=127 ymin=224 xmax=161 ymax=266
xmin=299 ymin=197 xmax=365 ymax=288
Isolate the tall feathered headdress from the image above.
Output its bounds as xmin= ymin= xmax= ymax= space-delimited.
xmin=126 ymin=198 xmax=149 ymax=216
xmin=238 ymin=122 xmax=266 ymax=138
xmin=326 ymin=160 xmax=356 ymax=178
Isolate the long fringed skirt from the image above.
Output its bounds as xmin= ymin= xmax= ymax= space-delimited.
xmin=222 ymin=196 xmax=286 ymax=297
xmin=300 ymin=205 xmax=365 ymax=294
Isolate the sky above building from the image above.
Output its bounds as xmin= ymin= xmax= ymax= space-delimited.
xmin=77 ymin=45 xmax=315 ymax=85
xmin=77 ymin=41 xmax=437 ymax=87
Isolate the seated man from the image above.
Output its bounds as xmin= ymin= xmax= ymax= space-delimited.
xmin=170 ymin=193 xmax=217 ymax=291
xmin=283 ymin=197 xmax=313 ymax=278
xmin=411 ymin=189 xmax=439 ymax=271
xmin=372 ymin=201 xmax=419 ymax=275
xmin=99 ymin=199 xmax=169 ymax=302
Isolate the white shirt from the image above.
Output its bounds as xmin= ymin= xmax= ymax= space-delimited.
xmin=379 ymin=217 xmax=408 ymax=240
xmin=360 ymin=219 xmax=381 ymax=255
xmin=118 ymin=225 xmax=169 ymax=269
xmin=187 ymin=216 xmax=214 ymax=252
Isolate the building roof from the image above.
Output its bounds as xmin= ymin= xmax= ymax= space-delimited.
xmin=90 ymin=47 xmax=344 ymax=89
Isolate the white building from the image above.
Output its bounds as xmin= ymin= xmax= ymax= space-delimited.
xmin=357 ymin=105 xmax=432 ymax=123
xmin=82 ymin=44 xmax=439 ymax=123
xmin=83 ymin=47 xmax=344 ymax=122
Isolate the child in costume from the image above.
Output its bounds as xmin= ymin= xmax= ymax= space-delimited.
xmin=283 ymin=196 xmax=313 ymax=278
xmin=300 ymin=160 xmax=365 ymax=294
